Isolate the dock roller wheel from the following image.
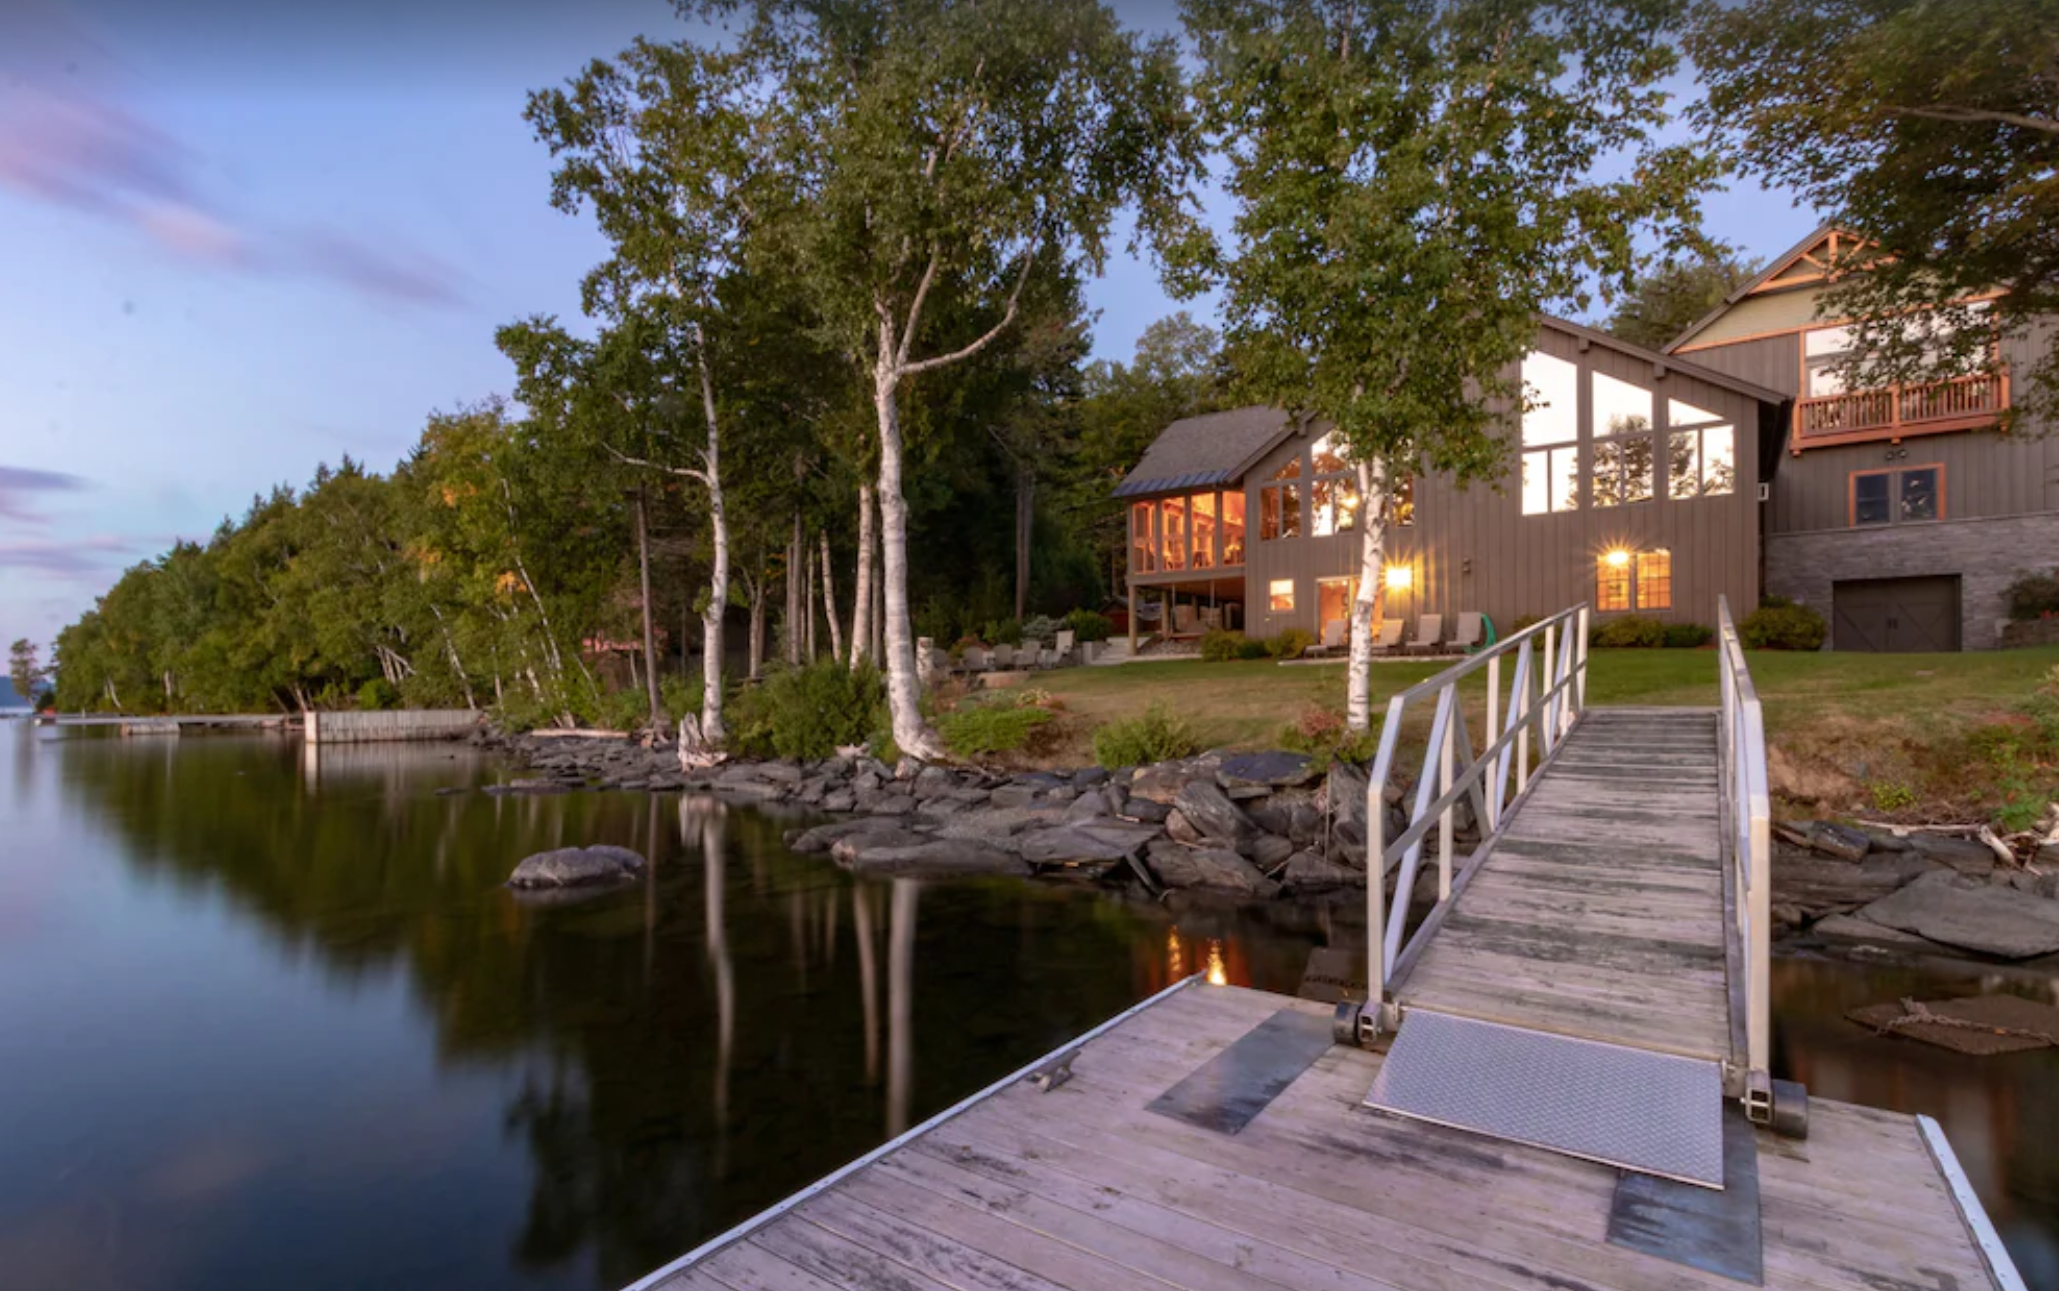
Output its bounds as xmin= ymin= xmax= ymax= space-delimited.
xmin=1333 ymin=1001 xmax=1364 ymax=1046
xmin=1771 ymin=1079 xmax=1809 ymax=1140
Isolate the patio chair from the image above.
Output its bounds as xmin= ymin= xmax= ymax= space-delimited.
xmin=1451 ymin=612 xmax=1484 ymax=653
xmin=1306 ymin=620 xmax=1348 ymax=657
xmin=962 ymin=646 xmax=991 ymax=672
xmin=1055 ymin=629 xmax=1076 ymax=664
xmin=1370 ymin=618 xmax=1405 ymax=655
xmin=1404 ymin=613 xmax=1445 ymax=655
xmin=990 ymin=644 xmax=1016 ymax=670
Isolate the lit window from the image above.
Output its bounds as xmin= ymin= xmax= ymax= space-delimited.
xmin=1221 ymin=492 xmax=1246 ymax=565
xmin=1191 ymin=492 xmax=1216 ymax=569
xmin=1596 ymin=554 xmax=1631 ymax=612
xmin=1161 ymin=495 xmax=1187 ymax=571
xmin=1269 ymin=579 xmax=1295 ymax=612
xmin=1591 ymin=372 xmax=1653 ymax=438
xmin=1130 ymin=501 xmax=1156 ymax=573
xmin=1311 ymin=476 xmax=1361 ymax=536
xmin=1388 ymin=474 xmax=1415 ymax=527
xmin=1636 ymin=550 xmax=1672 ymax=610
xmin=1261 ymin=475 xmax=1301 ymax=540
xmin=1805 ymin=325 xmax=1857 ymax=396
xmin=1593 ymin=435 xmax=1654 ymax=507
xmin=1668 ymin=425 xmax=1736 ymax=499
xmin=1522 ymin=352 xmax=1578 ymax=446
xmin=1310 ymin=432 xmax=1352 ymax=473
xmin=1523 ymin=447 xmax=1579 ymax=515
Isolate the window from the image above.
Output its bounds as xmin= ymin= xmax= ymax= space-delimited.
xmin=1388 ymin=473 xmax=1415 ymax=527
xmin=1190 ymin=493 xmax=1216 ymax=570
xmin=1221 ymin=492 xmax=1246 ymax=565
xmin=1591 ymin=372 xmax=1654 ymax=508
xmin=1852 ymin=465 xmax=1943 ymax=526
xmin=1596 ymin=554 xmax=1632 ymax=611
xmin=1269 ymin=579 xmax=1296 ymax=612
xmin=1308 ymin=433 xmax=1361 ymax=536
xmin=1636 ymin=550 xmax=1672 ymax=610
xmin=1160 ymin=495 xmax=1187 ymax=571
xmin=1130 ymin=502 xmax=1155 ymax=573
xmin=1805 ymin=325 xmax=1857 ymax=396
xmin=1261 ymin=457 xmax=1301 ymax=540
xmin=1666 ymin=399 xmax=1735 ymax=499
xmin=1521 ymin=352 xmax=1580 ymax=515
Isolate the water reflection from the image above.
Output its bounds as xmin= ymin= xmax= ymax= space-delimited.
xmin=3 ymin=724 xmax=2054 ymax=1290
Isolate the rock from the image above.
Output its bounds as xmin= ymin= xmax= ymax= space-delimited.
xmin=832 ymin=831 xmax=1029 ymax=878
xmin=1906 ymin=832 xmax=1999 ymax=876
xmin=1165 ymin=809 xmax=1205 ymax=846
xmin=929 ymin=805 xmax=1067 ymax=850
xmin=1247 ymin=803 xmax=1291 ymax=838
xmin=760 ymin=761 xmax=805 ymax=784
xmin=716 ymin=764 xmax=766 ymax=786
xmin=821 ymin=790 xmax=856 ymax=813
xmin=1146 ymin=842 xmax=1280 ymax=898
xmin=913 ymin=765 xmax=958 ymax=799
xmin=1123 ymin=798 xmax=1171 ymax=824
xmin=1129 ymin=756 xmax=1218 ymax=805
xmin=1812 ymin=913 xmax=1937 ymax=949
xmin=1854 ymin=870 xmax=2059 ymax=959
xmin=916 ymin=797 xmax=971 ymax=820
xmin=1772 ymin=903 xmax=1806 ymax=930
xmin=789 ymin=818 xmax=911 ymax=854
xmin=2038 ymin=840 xmax=2059 ymax=869
xmin=1326 ymin=763 xmax=1369 ymax=829
xmin=434 ymin=786 xmax=466 ymax=797
xmin=485 ymin=778 xmax=575 ymax=795
xmin=1780 ymin=819 xmax=1871 ymax=862
xmin=1289 ymin=803 xmax=1324 ymax=846
xmin=1857 ymin=827 xmax=1915 ymax=853
xmin=796 ymin=776 xmax=828 ymax=805
xmin=990 ymin=784 xmax=1042 ymax=810
xmin=719 ymin=780 xmax=789 ymax=803
xmin=1017 ymin=821 xmax=1163 ymax=865
xmin=853 ymin=770 xmax=884 ymax=794
xmin=1772 ymin=845 xmax=1936 ymax=918
xmin=1218 ymin=750 xmax=1319 ymax=791
xmin=507 ymin=845 xmax=646 ymax=888
xmin=1044 ymin=786 xmax=1079 ymax=804
xmin=1072 ymin=767 xmax=1111 ymax=788
xmin=1243 ymin=833 xmax=1295 ymax=870
xmin=1282 ymin=849 xmax=1365 ymax=891
xmin=1062 ymin=789 xmax=1115 ymax=823
xmin=1173 ymin=779 xmax=1255 ymax=845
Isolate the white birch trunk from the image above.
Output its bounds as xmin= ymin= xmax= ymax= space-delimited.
xmin=696 ymin=345 xmax=730 ymax=746
xmin=820 ymin=530 xmax=844 ymax=663
xmin=1346 ymin=458 xmax=1389 ymax=732
xmin=874 ymin=369 xmax=945 ymax=759
xmin=850 ymin=483 xmax=874 ymax=670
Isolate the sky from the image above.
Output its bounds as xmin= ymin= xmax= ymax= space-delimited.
xmin=0 ymin=0 xmax=1823 ymax=651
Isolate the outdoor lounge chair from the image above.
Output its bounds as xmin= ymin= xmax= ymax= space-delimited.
xmin=962 ymin=646 xmax=991 ymax=672
xmin=1055 ymin=629 xmax=1076 ymax=664
xmin=1370 ymin=618 xmax=1405 ymax=655
xmin=1405 ymin=613 xmax=1444 ymax=655
xmin=1451 ymin=612 xmax=1484 ymax=653
xmin=1172 ymin=605 xmax=1198 ymax=636
xmin=1306 ymin=620 xmax=1348 ymax=657
xmin=990 ymin=644 xmax=1016 ymax=670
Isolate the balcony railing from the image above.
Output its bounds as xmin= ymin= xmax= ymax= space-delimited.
xmin=1796 ymin=371 xmax=2007 ymax=444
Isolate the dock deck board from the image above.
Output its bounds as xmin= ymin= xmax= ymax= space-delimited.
xmin=1397 ymin=709 xmax=1734 ymax=1060
xmin=645 ymin=983 xmax=2000 ymax=1291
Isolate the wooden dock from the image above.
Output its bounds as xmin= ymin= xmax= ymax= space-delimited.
xmin=623 ymin=603 xmax=2025 ymax=1291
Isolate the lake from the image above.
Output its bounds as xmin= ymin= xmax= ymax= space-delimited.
xmin=2 ymin=723 xmax=2055 ymax=1290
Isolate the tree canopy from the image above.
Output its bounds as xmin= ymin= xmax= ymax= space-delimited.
xmin=1603 ymin=252 xmax=1764 ymax=351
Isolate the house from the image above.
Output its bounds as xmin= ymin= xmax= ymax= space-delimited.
xmin=1116 ymin=317 xmax=1787 ymax=650
xmin=1118 ymin=228 xmax=2058 ymax=653
xmin=1666 ymin=225 xmax=2059 ymax=651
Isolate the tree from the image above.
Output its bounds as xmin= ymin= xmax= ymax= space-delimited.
xmin=711 ymin=0 xmax=1207 ymax=758
xmin=1184 ymin=0 xmax=1714 ymax=729
xmin=1691 ymin=0 xmax=2059 ymax=424
xmin=8 ymin=638 xmax=48 ymax=704
xmin=1603 ymin=253 xmax=1763 ymax=350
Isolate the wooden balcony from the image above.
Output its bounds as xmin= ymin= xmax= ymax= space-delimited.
xmin=1793 ymin=371 xmax=2008 ymax=450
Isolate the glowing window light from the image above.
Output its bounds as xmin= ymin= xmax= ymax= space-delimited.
xmin=1384 ymin=564 xmax=1413 ymax=592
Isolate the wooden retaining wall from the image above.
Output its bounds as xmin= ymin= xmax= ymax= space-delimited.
xmin=303 ymin=710 xmax=482 ymax=744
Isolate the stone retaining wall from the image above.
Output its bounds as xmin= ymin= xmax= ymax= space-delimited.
xmin=305 ymin=709 xmax=483 ymax=744
xmin=2000 ymin=618 xmax=2059 ymax=650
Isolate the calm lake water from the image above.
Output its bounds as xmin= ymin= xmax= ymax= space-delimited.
xmin=3 ymin=722 xmax=2055 ymax=1290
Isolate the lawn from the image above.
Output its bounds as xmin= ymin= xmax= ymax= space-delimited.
xmin=1026 ymin=644 xmax=2059 ymax=818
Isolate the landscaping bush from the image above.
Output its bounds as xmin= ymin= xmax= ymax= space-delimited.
xmin=913 ymin=597 xmax=960 ymax=645
xmin=939 ymin=702 xmax=1055 ymax=758
xmin=1739 ymin=598 xmax=1827 ymax=651
xmin=1663 ymin=622 xmax=1714 ymax=649
xmin=981 ymin=617 xmax=1024 ymax=646
xmin=1200 ymin=629 xmax=1246 ymax=662
xmin=1021 ymin=613 xmax=1063 ymax=643
xmin=355 ymin=678 xmax=399 ymax=711
xmin=661 ymin=675 xmax=703 ymax=727
xmin=729 ymin=659 xmax=888 ymax=761
xmin=1591 ymin=615 xmax=1665 ymax=649
xmin=1278 ymin=704 xmax=1379 ymax=768
xmin=1093 ymin=702 xmax=1201 ymax=768
xmin=1265 ymin=627 xmax=1316 ymax=660
xmin=595 ymin=687 xmax=653 ymax=732
xmin=1509 ymin=613 xmax=1543 ymax=633
xmin=1063 ymin=608 xmax=1114 ymax=643
xmin=2005 ymin=567 xmax=2059 ymax=621
xmin=1237 ymin=637 xmax=1271 ymax=660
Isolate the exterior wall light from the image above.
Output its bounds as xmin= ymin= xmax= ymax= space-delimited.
xmin=1604 ymin=548 xmax=1632 ymax=568
xmin=1384 ymin=564 xmax=1413 ymax=592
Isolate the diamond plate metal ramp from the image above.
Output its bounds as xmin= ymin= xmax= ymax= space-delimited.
xmin=1366 ymin=1010 xmax=1726 ymax=1188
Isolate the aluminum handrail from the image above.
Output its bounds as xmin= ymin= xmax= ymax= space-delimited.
xmin=1363 ymin=603 xmax=1589 ymax=1027
xmin=1716 ymin=595 xmax=1773 ymax=1112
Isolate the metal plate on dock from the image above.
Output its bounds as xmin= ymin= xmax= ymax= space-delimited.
xmin=1366 ymin=1009 xmax=1725 ymax=1188
xmin=1609 ymin=1111 xmax=1762 ymax=1282
xmin=1148 ymin=1007 xmax=1334 ymax=1134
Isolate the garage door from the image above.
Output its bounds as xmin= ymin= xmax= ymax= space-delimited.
xmin=1832 ymin=576 xmax=1961 ymax=652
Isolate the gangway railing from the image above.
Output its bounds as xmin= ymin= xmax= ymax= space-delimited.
xmin=1717 ymin=595 xmax=1774 ymax=1121
xmin=1352 ymin=603 xmax=1589 ymax=1039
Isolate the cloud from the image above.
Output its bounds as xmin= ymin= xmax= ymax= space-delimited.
xmin=0 ymin=466 xmax=91 ymax=526
xmin=0 ymin=4 xmax=466 ymax=307
xmin=0 ymin=534 xmax=136 ymax=579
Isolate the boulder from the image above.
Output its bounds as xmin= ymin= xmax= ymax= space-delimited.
xmin=1326 ymin=763 xmax=1369 ymax=830
xmin=929 ymin=805 xmax=1067 ymax=851
xmin=1173 ymin=779 xmax=1255 ymax=845
xmin=1146 ymin=842 xmax=1280 ymax=898
xmin=1017 ymin=821 xmax=1163 ymax=866
xmin=1123 ymin=798 xmax=1171 ymax=824
xmin=916 ymin=797 xmax=971 ymax=821
xmin=1165 ymin=809 xmax=1205 ymax=846
xmin=1854 ymin=870 xmax=2059 ymax=958
xmin=1779 ymin=819 xmax=1870 ymax=862
xmin=821 ymin=790 xmax=857 ymax=813
xmin=856 ymin=788 xmax=916 ymax=816
xmin=788 ymin=818 xmax=911 ymax=854
xmin=1289 ymin=802 xmax=1325 ymax=846
xmin=1062 ymin=789 xmax=1115 ymax=823
xmin=912 ymin=765 xmax=959 ymax=799
xmin=760 ymin=761 xmax=805 ymax=784
xmin=1243 ymin=833 xmax=1296 ymax=871
xmin=719 ymin=780 xmax=789 ymax=803
xmin=832 ymin=831 xmax=1029 ymax=878
xmin=1908 ymin=832 xmax=1999 ymax=877
xmin=1129 ymin=756 xmax=1218 ymax=805
xmin=485 ymin=778 xmax=576 ymax=796
xmin=1282 ymin=850 xmax=1365 ymax=892
xmin=1247 ymin=803 xmax=1292 ymax=838
xmin=1857 ymin=826 xmax=1915 ymax=853
xmin=1772 ymin=845 xmax=1937 ymax=918
xmin=1072 ymin=767 xmax=1112 ymax=789
xmin=989 ymin=784 xmax=1043 ymax=810
xmin=1218 ymin=750 xmax=1319 ymax=791
xmin=508 ymin=845 xmax=646 ymax=888
xmin=1811 ymin=913 xmax=1936 ymax=949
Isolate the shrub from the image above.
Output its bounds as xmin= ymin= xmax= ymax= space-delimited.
xmin=2005 ymin=567 xmax=2059 ymax=621
xmin=913 ymin=597 xmax=960 ymax=645
xmin=1266 ymin=627 xmax=1316 ymax=660
xmin=1663 ymin=622 xmax=1714 ymax=649
xmin=355 ymin=678 xmax=399 ymax=711
xmin=1200 ymin=629 xmax=1246 ymax=662
xmin=1509 ymin=613 xmax=1542 ymax=633
xmin=729 ymin=659 xmax=888 ymax=761
xmin=981 ymin=617 xmax=1024 ymax=646
xmin=1093 ymin=702 xmax=1202 ymax=768
xmin=1237 ymin=637 xmax=1271 ymax=660
xmin=1275 ymin=705 xmax=1381 ymax=768
xmin=1063 ymin=608 xmax=1114 ymax=643
xmin=1021 ymin=613 xmax=1063 ymax=644
xmin=595 ymin=687 xmax=654 ymax=732
xmin=661 ymin=675 xmax=704 ymax=728
xmin=939 ymin=703 xmax=1055 ymax=758
xmin=1591 ymin=616 xmax=1665 ymax=649
xmin=1739 ymin=601 xmax=1827 ymax=651
xmin=1868 ymin=781 xmax=1917 ymax=812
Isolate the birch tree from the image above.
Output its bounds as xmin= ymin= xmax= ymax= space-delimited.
xmin=709 ymin=0 xmax=1205 ymax=758
xmin=1184 ymin=0 xmax=1715 ymax=729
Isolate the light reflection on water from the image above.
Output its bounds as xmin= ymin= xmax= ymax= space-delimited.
xmin=1 ymin=723 xmax=2053 ymax=1289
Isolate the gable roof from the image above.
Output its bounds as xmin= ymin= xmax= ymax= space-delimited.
xmin=1114 ymin=405 xmax=1303 ymax=498
xmin=1538 ymin=315 xmax=1790 ymax=406
xmin=1664 ymin=224 xmax=1879 ymax=352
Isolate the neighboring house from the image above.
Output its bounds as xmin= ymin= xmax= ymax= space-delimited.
xmin=1667 ymin=225 xmax=2059 ymax=651
xmin=1115 ymin=317 xmax=1786 ymax=650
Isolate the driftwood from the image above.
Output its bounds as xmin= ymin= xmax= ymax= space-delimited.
xmin=528 ymin=728 xmax=632 ymax=741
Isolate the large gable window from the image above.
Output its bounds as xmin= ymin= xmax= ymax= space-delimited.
xmin=1591 ymin=372 xmax=1654 ymax=508
xmin=1667 ymin=398 xmax=1736 ymax=499
xmin=1521 ymin=352 xmax=1580 ymax=515
xmin=1309 ymin=433 xmax=1361 ymax=536
xmin=1261 ymin=457 xmax=1302 ymax=541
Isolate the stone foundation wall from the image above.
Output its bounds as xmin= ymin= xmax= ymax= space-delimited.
xmin=305 ymin=709 xmax=483 ymax=744
xmin=2001 ymin=617 xmax=2059 ymax=650
xmin=1764 ymin=512 xmax=2059 ymax=651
